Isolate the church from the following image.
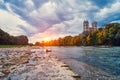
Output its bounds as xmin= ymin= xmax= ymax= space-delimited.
xmin=83 ymin=20 xmax=97 ymax=34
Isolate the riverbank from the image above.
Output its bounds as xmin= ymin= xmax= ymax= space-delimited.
xmin=0 ymin=47 xmax=79 ymax=80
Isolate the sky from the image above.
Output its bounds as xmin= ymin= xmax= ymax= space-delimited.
xmin=0 ymin=0 xmax=120 ymax=43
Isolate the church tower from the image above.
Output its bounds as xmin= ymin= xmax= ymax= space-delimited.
xmin=83 ymin=20 xmax=89 ymax=32
xmin=92 ymin=21 xmax=97 ymax=31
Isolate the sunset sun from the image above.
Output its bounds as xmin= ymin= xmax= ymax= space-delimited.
xmin=43 ymin=37 xmax=51 ymax=42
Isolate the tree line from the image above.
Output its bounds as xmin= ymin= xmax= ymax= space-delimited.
xmin=36 ymin=23 xmax=120 ymax=46
xmin=0 ymin=28 xmax=28 ymax=45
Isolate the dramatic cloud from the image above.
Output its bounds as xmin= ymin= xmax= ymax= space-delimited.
xmin=0 ymin=9 xmax=37 ymax=36
xmin=95 ymin=0 xmax=120 ymax=25
xmin=0 ymin=0 xmax=120 ymax=43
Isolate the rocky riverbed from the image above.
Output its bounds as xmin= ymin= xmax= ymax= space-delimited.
xmin=0 ymin=47 xmax=79 ymax=80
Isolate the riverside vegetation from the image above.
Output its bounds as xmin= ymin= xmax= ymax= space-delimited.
xmin=36 ymin=23 xmax=120 ymax=46
xmin=0 ymin=29 xmax=28 ymax=45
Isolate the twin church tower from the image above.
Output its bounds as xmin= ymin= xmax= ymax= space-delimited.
xmin=83 ymin=20 xmax=97 ymax=33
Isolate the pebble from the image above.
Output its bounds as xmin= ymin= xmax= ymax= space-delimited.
xmin=0 ymin=72 xmax=5 ymax=77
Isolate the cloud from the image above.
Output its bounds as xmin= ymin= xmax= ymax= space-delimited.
xmin=95 ymin=1 xmax=120 ymax=20
xmin=0 ymin=9 xmax=37 ymax=36
xmin=95 ymin=0 xmax=120 ymax=25
xmin=2 ymin=0 xmax=98 ymax=32
xmin=29 ymin=23 xmax=67 ymax=43
xmin=29 ymin=17 xmax=83 ymax=43
xmin=0 ymin=0 xmax=120 ymax=43
xmin=0 ymin=0 xmax=4 ymax=3
xmin=92 ymin=0 xmax=114 ymax=8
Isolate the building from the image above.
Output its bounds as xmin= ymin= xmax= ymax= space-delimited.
xmin=83 ymin=20 xmax=89 ymax=32
xmin=83 ymin=20 xmax=97 ymax=34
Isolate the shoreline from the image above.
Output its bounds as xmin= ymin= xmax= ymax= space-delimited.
xmin=0 ymin=47 xmax=79 ymax=80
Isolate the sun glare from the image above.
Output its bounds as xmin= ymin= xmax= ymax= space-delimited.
xmin=43 ymin=37 xmax=51 ymax=42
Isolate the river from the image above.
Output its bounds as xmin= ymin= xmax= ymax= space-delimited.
xmin=44 ymin=46 xmax=120 ymax=80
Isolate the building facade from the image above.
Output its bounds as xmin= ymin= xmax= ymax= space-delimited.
xmin=83 ymin=20 xmax=97 ymax=33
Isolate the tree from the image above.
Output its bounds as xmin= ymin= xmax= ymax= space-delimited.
xmin=35 ymin=42 xmax=41 ymax=46
xmin=63 ymin=36 xmax=73 ymax=46
xmin=71 ymin=35 xmax=81 ymax=46
xmin=37 ymin=23 xmax=120 ymax=46
xmin=115 ymin=30 xmax=120 ymax=46
xmin=0 ymin=28 xmax=28 ymax=45
xmin=16 ymin=35 xmax=28 ymax=45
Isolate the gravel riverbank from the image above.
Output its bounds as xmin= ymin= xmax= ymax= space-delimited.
xmin=0 ymin=47 xmax=79 ymax=80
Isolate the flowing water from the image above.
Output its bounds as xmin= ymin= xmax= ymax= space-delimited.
xmin=45 ymin=46 xmax=120 ymax=80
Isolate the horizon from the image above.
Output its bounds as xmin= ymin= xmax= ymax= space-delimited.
xmin=0 ymin=0 xmax=120 ymax=43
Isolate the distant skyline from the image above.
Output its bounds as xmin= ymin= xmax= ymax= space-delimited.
xmin=0 ymin=0 xmax=120 ymax=43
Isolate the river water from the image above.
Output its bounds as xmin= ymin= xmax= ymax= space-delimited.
xmin=45 ymin=47 xmax=120 ymax=80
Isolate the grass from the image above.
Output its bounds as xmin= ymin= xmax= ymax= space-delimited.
xmin=0 ymin=45 xmax=24 ymax=48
